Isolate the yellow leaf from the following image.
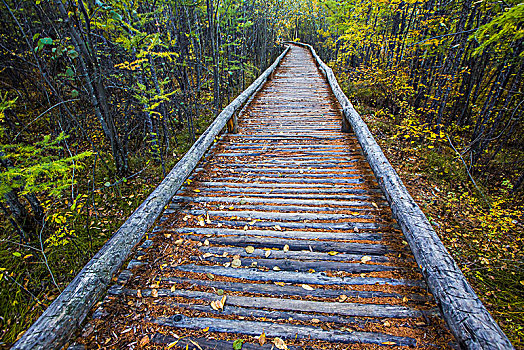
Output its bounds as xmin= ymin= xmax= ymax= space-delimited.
xmin=361 ymin=256 xmax=372 ymax=263
xmin=301 ymin=284 xmax=314 ymax=291
xmin=265 ymin=250 xmax=271 ymax=258
xmin=283 ymin=244 xmax=289 ymax=252
xmin=273 ymin=266 xmax=281 ymax=271
xmin=274 ymin=282 xmax=285 ymax=286
xmin=151 ymin=289 xmax=158 ymax=297
xmin=259 ymin=332 xmax=266 ymax=346
xmin=328 ymin=251 xmax=339 ymax=256
xmin=139 ymin=335 xmax=150 ymax=346
xmin=232 ymin=259 xmax=241 ymax=268
xmin=273 ymin=337 xmax=288 ymax=349
xmin=245 ymin=246 xmax=255 ymax=254
xmin=170 ymin=285 xmax=177 ymax=292
xmin=23 ymin=254 xmax=33 ymax=259
xmin=382 ymin=341 xmax=396 ymax=345
xmin=203 ymin=327 xmax=209 ymax=332
xmin=193 ymin=189 xmax=200 ymax=193
xmin=137 ymin=289 xmax=142 ymax=298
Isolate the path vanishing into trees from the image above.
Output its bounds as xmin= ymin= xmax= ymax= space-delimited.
xmin=15 ymin=45 xmax=514 ymax=349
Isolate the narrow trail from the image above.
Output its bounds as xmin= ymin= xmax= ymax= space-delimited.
xmin=75 ymin=45 xmax=454 ymax=349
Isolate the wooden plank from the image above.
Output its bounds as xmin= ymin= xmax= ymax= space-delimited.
xmin=159 ymin=276 xmax=408 ymax=299
xmin=198 ymin=246 xmax=390 ymax=263
xmin=184 ymin=235 xmax=389 ymax=255
xmin=176 ymin=264 xmax=424 ymax=288
xmin=196 ymin=256 xmax=396 ymax=273
xmin=171 ymin=195 xmax=377 ymax=208
xmin=175 ymin=202 xmax=375 ymax=214
xmin=152 ymin=315 xmax=417 ymax=346
xmin=151 ymin=334 xmax=301 ymax=350
xmin=184 ymin=209 xmax=375 ymax=222
xmin=295 ymin=42 xmax=514 ymax=349
xmin=115 ymin=287 xmax=420 ymax=318
xmin=12 ymin=46 xmax=292 ymax=350
xmin=175 ymin=227 xmax=382 ymax=241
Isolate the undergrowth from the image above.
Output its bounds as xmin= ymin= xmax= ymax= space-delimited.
xmin=0 ymin=109 xmax=216 ymax=347
xmin=350 ymin=99 xmax=524 ymax=347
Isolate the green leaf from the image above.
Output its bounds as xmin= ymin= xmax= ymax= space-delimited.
xmin=104 ymin=181 xmax=111 ymax=187
xmin=110 ymin=10 xmax=122 ymax=21
xmin=39 ymin=37 xmax=53 ymax=46
xmin=232 ymin=339 xmax=244 ymax=349
xmin=65 ymin=68 xmax=74 ymax=77
xmin=12 ymin=252 xmax=22 ymax=257
xmin=71 ymin=89 xmax=79 ymax=98
xmin=68 ymin=49 xmax=78 ymax=59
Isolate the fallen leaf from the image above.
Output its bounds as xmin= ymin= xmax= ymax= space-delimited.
xmin=217 ymin=289 xmax=224 ymax=296
xmin=382 ymin=341 xmax=396 ymax=345
xmin=273 ymin=225 xmax=282 ymax=231
xmin=232 ymin=339 xmax=244 ymax=350
xmin=361 ymin=255 xmax=372 ymax=263
xmin=259 ymin=332 xmax=266 ymax=346
xmin=151 ymin=289 xmax=158 ymax=297
xmin=174 ymin=239 xmax=184 ymax=245
xmin=383 ymin=321 xmax=391 ymax=327
xmin=137 ymin=289 xmax=142 ymax=298
xmin=283 ymin=244 xmax=289 ymax=252
xmin=353 ymin=226 xmax=359 ymax=232
xmin=206 ymin=273 xmax=215 ymax=280
xmin=193 ymin=189 xmax=200 ymax=193
xmin=232 ymin=259 xmax=242 ymax=268
xmin=273 ymin=337 xmax=288 ymax=349
xmin=170 ymin=285 xmax=177 ymax=292
xmin=202 ymin=327 xmax=209 ymax=332
xmin=372 ymin=202 xmax=379 ymax=209
xmin=339 ymin=294 xmax=348 ymax=302
xmin=265 ymin=250 xmax=271 ymax=258
xmin=328 ymin=251 xmax=339 ymax=256
xmin=311 ymin=318 xmax=320 ymax=323
xmin=273 ymin=266 xmax=281 ymax=271
xmin=204 ymin=239 xmax=210 ymax=246
xmin=274 ymin=282 xmax=286 ymax=286
xmin=203 ymin=253 xmax=213 ymax=258
xmin=301 ymin=284 xmax=314 ymax=291
xmin=245 ymin=246 xmax=255 ymax=254
xmin=139 ymin=335 xmax=150 ymax=346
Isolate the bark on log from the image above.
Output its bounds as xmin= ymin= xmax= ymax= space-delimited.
xmin=287 ymin=42 xmax=514 ymax=350
xmin=12 ymin=47 xmax=290 ymax=350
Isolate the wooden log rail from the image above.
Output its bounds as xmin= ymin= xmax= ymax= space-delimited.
xmin=287 ymin=41 xmax=513 ymax=350
xmin=12 ymin=46 xmax=290 ymax=350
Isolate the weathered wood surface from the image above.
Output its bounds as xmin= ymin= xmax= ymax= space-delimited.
xmin=12 ymin=47 xmax=291 ymax=350
xmin=66 ymin=44 xmax=464 ymax=349
xmin=292 ymin=41 xmax=514 ymax=349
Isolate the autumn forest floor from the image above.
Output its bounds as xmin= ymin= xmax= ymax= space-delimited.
xmin=355 ymin=106 xmax=524 ymax=347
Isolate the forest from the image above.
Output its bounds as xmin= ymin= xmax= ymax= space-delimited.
xmin=0 ymin=0 xmax=522 ymax=347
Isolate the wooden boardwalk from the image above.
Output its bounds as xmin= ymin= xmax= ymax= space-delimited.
xmin=71 ymin=45 xmax=456 ymax=349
